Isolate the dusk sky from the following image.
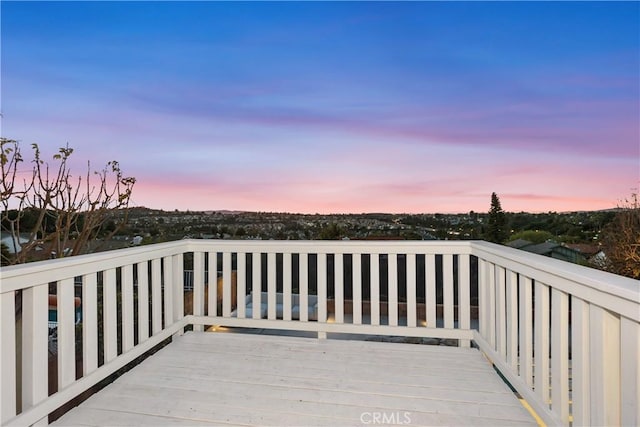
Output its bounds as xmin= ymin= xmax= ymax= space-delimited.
xmin=2 ymin=1 xmax=638 ymax=214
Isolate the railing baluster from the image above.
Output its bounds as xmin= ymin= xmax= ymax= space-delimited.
xmin=589 ymin=305 xmax=621 ymax=426
xmin=572 ymin=296 xmax=590 ymax=427
xmin=238 ymin=252 xmax=247 ymax=319
xmin=151 ymin=259 xmax=162 ymax=335
xmin=21 ymin=283 xmax=48 ymax=412
xmin=519 ymin=276 xmax=533 ymax=387
xmin=82 ymin=273 xmax=98 ymax=374
xmin=58 ymin=277 xmax=77 ymax=386
xmin=478 ymin=259 xmax=488 ymax=339
xmin=207 ymin=252 xmax=217 ymax=317
xmin=122 ymin=264 xmax=135 ymax=352
xmin=163 ymin=256 xmax=174 ymax=330
xmin=172 ymin=253 xmax=184 ymax=326
xmin=620 ymin=316 xmax=639 ymax=427
xmin=506 ymin=270 xmax=518 ymax=371
xmin=425 ymin=254 xmax=436 ymax=327
xmin=496 ymin=266 xmax=507 ymax=357
xmin=252 ymin=252 xmax=262 ymax=320
xmin=222 ymin=252 xmax=232 ymax=317
xmin=103 ymin=269 xmax=118 ymax=363
xmin=137 ymin=261 xmax=149 ymax=342
xmin=334 ymin=253 xmax=344 ymax=324
xmin=267 ymin=252 xmax=276 ymax=320
xmin=317 ymin=253 xmax=327 ymax=324
xmin=443 ymin=254 xmax=454 ymax=329
xmin=406 ymin=254 xmax=417 ymax=328
xmin=352 ymin=253 xmax=362 ymax=325
xmin=551 ymin=288 xmax=569 ymax=424
xmin=193 ymin=252 xmax=204 ymax=331
xmin=299 ymin=253 xmax=308 ymax=322
xmin=534 ymin=281 xmax=550 ymax=407
xmin=488 ymin=264 xmax=497 ymax=349
xmin=0 ymin=291 xmax=17 ymax=423
xmin=388 ymin=253 xmax=398 ymax=327
xmin=370 ymin=253 xmax=380 ymax=326
xmin=282 ymin=253 xmax=291 ymax=321
xmin=457 ymin=254 xmax=470 ymax=347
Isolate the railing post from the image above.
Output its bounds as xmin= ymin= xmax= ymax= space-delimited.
xmin=0 ymin=291 xmax=17 ymax=424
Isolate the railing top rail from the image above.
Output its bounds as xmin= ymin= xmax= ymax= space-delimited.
xmin=184 ymin=238 xmax=474 ymax=254
xmin=471 ymin=241 xmax=639 ymax=318
xmin=0 ymin=240 xmax=186 ymax=293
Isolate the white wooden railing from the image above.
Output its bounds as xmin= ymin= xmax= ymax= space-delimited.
xmin=472 ymin=241 xmax=640 ymax=427
xmin=0 ymin=240 xmax=638 ymax=426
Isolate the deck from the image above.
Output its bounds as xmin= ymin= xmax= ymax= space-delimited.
xmin=52 ymin=331 xmax=536 ymax=426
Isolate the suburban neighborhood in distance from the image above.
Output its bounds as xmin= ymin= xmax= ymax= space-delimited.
xmin=110 ymin=207 xmax=614 ymax=266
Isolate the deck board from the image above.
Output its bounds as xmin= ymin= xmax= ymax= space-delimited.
xmin=53 ymin=332 xmax=537 ymax=426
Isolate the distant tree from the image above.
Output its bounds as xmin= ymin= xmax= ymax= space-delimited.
xmin=485 ymin=192 xmax=508 ymax=243
xmin=507 ymin=230 xmax=554 ymax=244
xmin=1 ymin=138 xmax=136 ymax=265
xmin=598 ymin=192 xmax=640 ymax=279
xmin=319 ymin=223 xmax=341 ymax=240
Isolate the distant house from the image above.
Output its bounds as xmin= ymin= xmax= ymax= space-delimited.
xmin=1 ymin=233 xmax=30 ymax=254
xmin=507 ymin=239 xmax=586 ymax=264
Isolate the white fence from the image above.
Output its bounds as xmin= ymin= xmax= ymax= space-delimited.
xmin=1 ymin=239 xmax=638 ymax=426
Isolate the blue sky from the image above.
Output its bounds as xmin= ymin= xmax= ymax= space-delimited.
xmin=2 ymin=1 xmax=638 ymax=213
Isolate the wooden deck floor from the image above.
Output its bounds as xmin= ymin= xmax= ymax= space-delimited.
xmin=53 ymin=332 xmax=537 ymax=426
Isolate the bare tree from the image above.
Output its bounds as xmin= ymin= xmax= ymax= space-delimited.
xmin=1 ymin=138 xmax=136 ymax=265
xmin=597 ymin=191 xmax=640 ymax=279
